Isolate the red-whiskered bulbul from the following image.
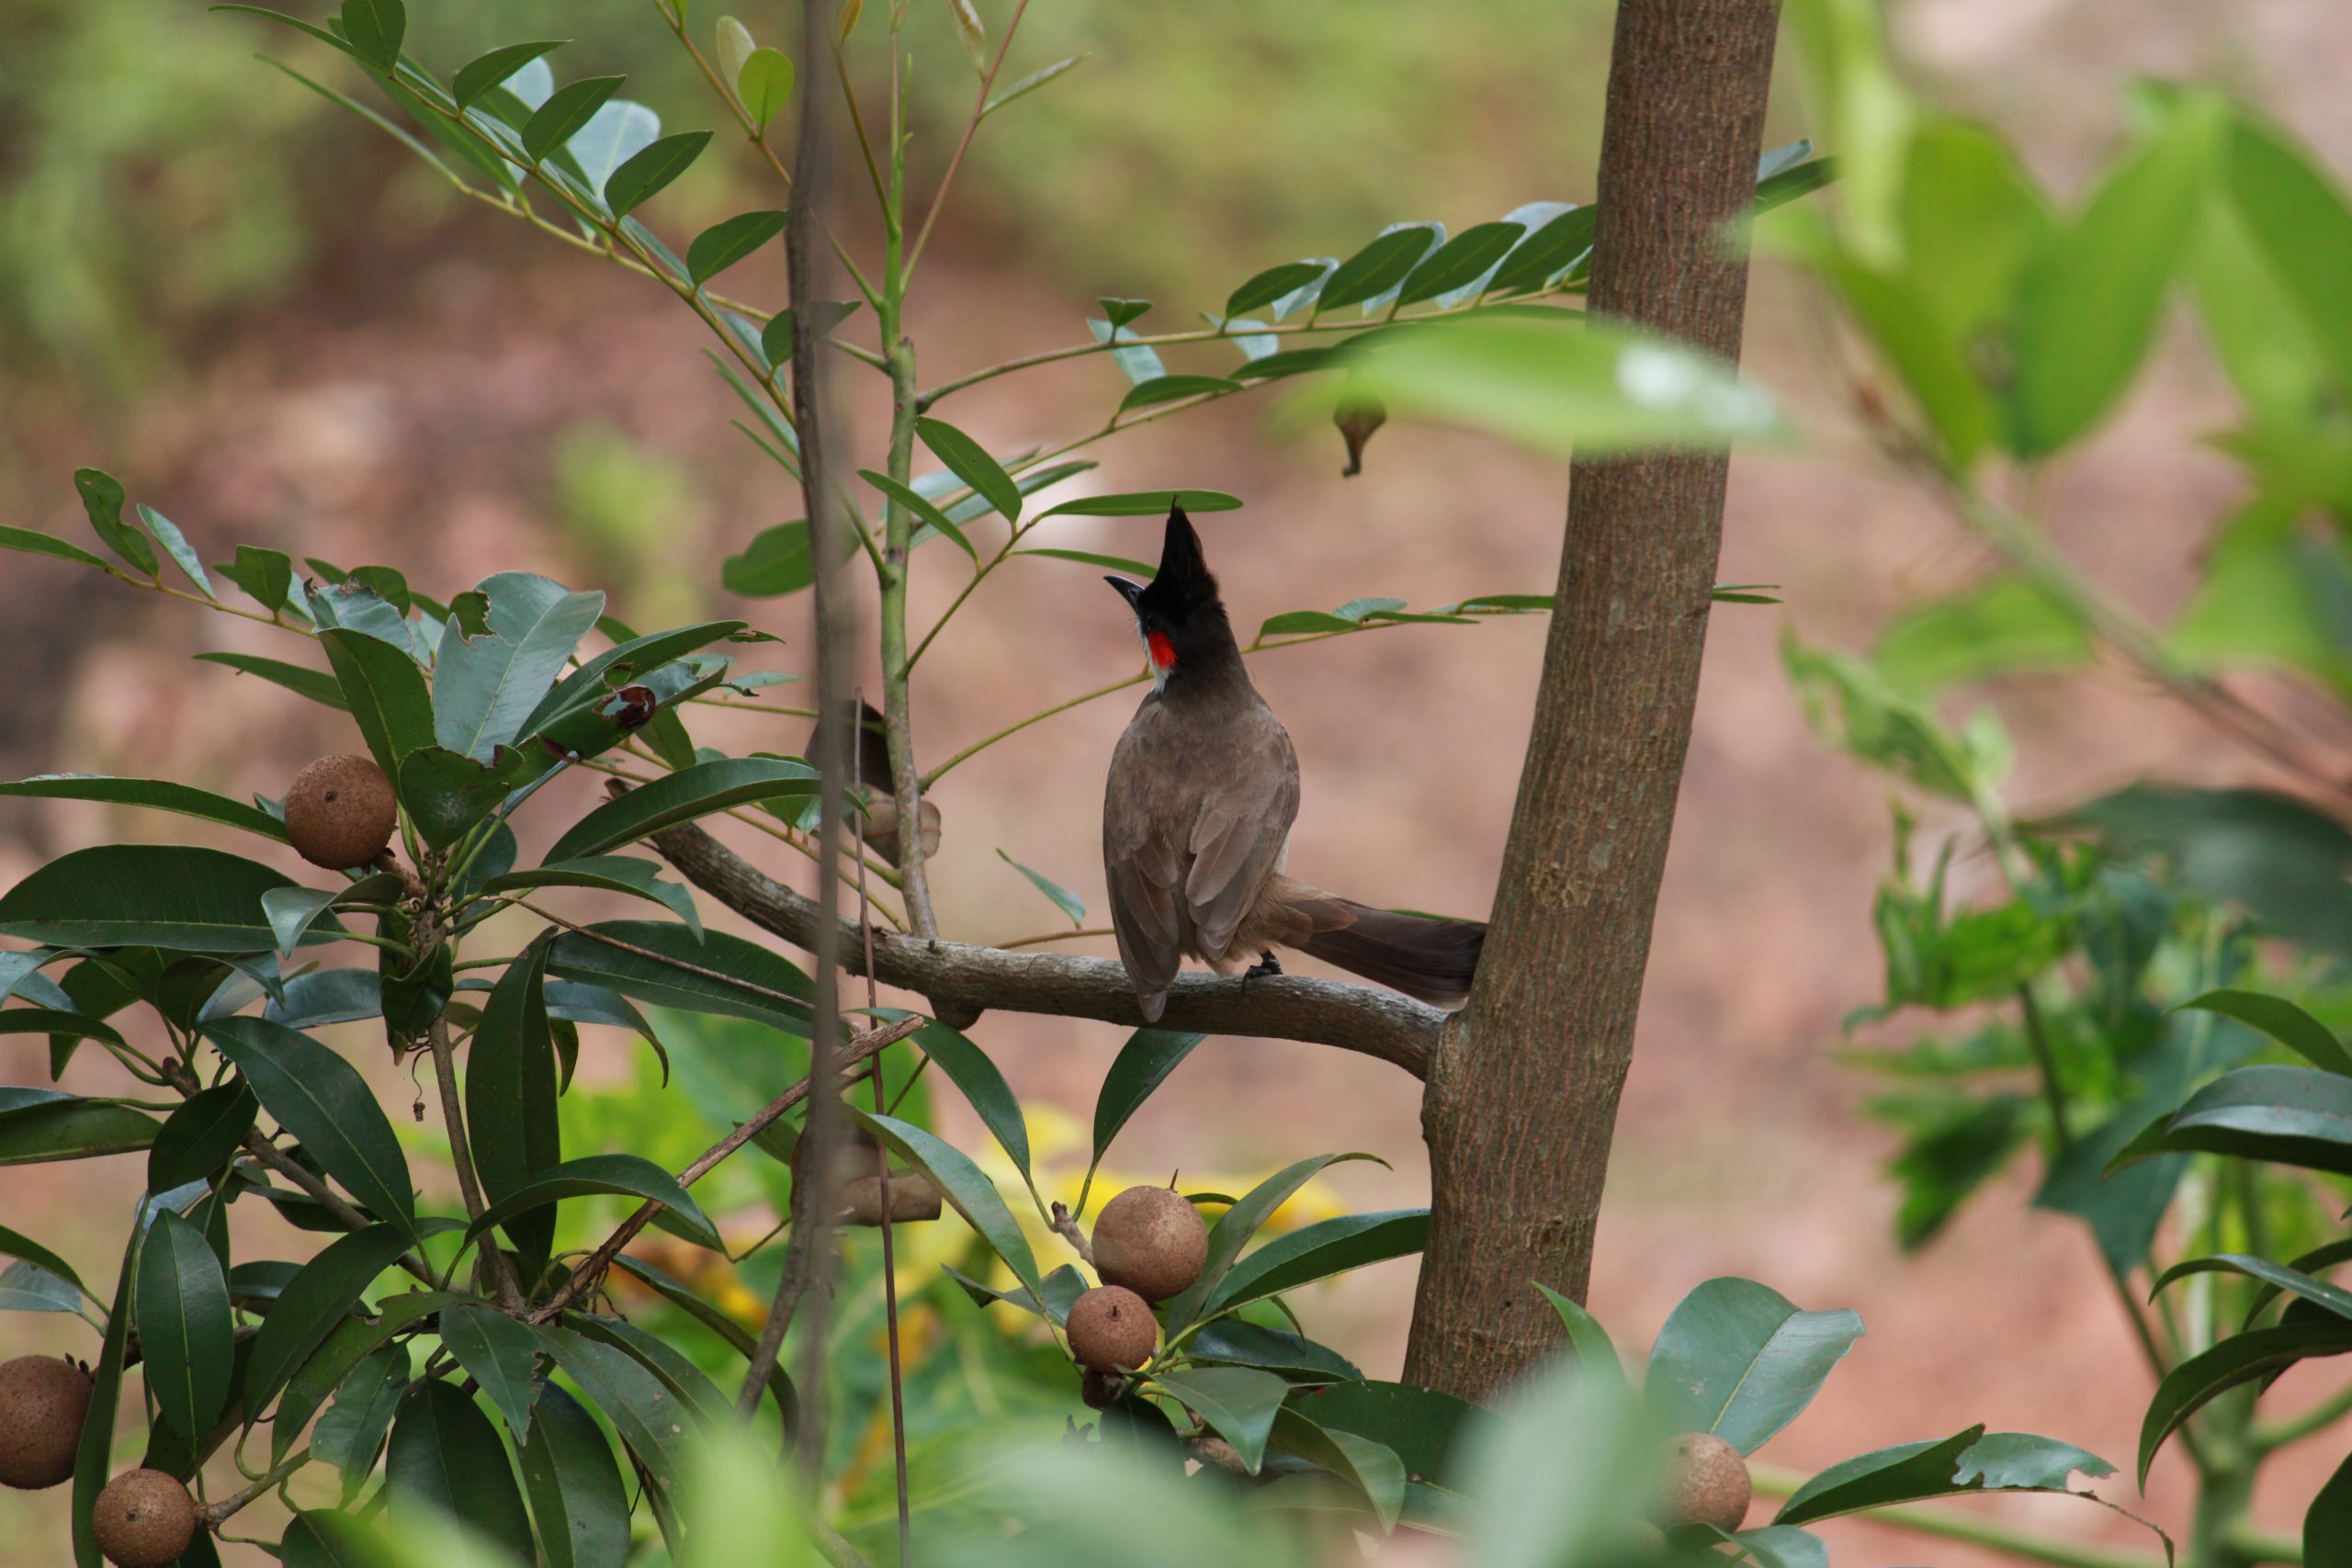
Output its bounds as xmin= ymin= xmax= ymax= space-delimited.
xmin=1101 ymin=506 xmax=1487 ymax=1021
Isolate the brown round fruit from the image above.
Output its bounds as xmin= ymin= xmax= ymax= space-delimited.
xmin=0 ymin=1355 xmax=93 ymax=1490
xmin=92 ymin=1468 xmax=198 ymax=1568
xmin=1080 ymin=1368 xmax=1124 ymax=1409
xmin=283 ymin=754 xmax=398 ymax=871
xmin=1091 ymin=1185 xmax=1209 ymax=1303
xmin=1065 ymin=1284 xmax=1158 ymax=1372
xmin=1656 ymin=1432 xmax=1751 ymax=1532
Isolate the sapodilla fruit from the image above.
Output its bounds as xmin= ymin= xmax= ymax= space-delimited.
xmin=1066 ymin=1285 xmax=1157 ymax=1372
xmin=0 ymin=1355 xmax=92 ymax=1489
xmin=1656 ymin=1432 xmax=1751 ymax=1531
xmin=1091 ymin=1185 xmax=1207 ymax=1303
xmin=283 ymin=754 xmax=398 ymax=870
xmin=91 ymin=1468 xmax=198 ymax=1568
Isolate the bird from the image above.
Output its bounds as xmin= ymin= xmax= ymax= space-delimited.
xmin=1100 ymin=504 xmax=1487 ymax=1022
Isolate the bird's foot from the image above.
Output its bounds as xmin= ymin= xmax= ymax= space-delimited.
xmin=1241 ymin=951 xmax=1283 ymax=982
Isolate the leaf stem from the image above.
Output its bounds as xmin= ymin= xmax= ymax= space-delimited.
xmin=903 ymin=0 xmax=1033 ymax=282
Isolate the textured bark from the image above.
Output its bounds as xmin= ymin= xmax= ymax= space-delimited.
xmin=1402 ymin=0 xmax=1783 ymax=1399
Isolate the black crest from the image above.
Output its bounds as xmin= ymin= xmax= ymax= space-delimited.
xmin=1133 ymin=503 xmax=1220 ymax=620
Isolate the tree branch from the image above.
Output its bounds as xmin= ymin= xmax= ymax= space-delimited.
xmin=642 ymin=816 xmax=1439 ymax=1077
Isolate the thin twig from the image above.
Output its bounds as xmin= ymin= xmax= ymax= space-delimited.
xmin=903 ymin=0 xmax=1035 ymax=279
xmin=526 ymin=1012 xmax=924 ymax=1324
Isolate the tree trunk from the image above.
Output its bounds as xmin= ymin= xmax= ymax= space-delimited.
xmin=1402 ymin=0 xmax=1783 ymax=1400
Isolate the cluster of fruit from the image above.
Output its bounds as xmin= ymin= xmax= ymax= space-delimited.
xmin=1061 ymin=1184 xmax=1207 ymax=1403
xmin=0 ymin=1357 xmax=196 ymax=1567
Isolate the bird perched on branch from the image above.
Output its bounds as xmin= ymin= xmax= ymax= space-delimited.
xmin=1101 ymin=505 xmax=1486 ymax=1021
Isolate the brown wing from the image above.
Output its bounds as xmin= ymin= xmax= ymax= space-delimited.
xmin=1103 ymin=701 xmax=1187 ymax=1006
xmin=1183 ymin=708 xmax=1299 ymax=963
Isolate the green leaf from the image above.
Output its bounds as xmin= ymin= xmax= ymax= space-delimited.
xmin=722 ymin=520 xmax=810 ymax=597
xmin=2311 ymin=1449 xmax=2352 ymax=1568
xmin=486 ymin=860 xmax=702 ymax=938
xmin=1206 ymin=1211 xmax=1428 ymax=1314
xmin=1298 ymin=1381 xmax=1491 ymax=1491
xmin=1091 ymin=1029 xmax=1204 ymax=1168
xmin=982 ymin=52 xmax=1084 ymax=118
xmin=564 ymin=1312 xmax=731 ymax=1429
xmin=0 ymin=844 xmax=327 ymax=953
xmin=1258 ymin=610 xmax=1356 ymax=637
xmin=396 ymin=748 xmax=514 ymax=852
xmin=1117 ymin=375 xmax=1241 ymax=415
xmin=2114 ymin=1065 xmax=2352 ymax=1177
xmin=70 ymin=1229 xmax=140 ymax=1568
xmin=386 ymin=1381 xmax=536 ymax=1559
xmin=915 ymin=416 xmax=1023 ymax=522
xmin=206 ymin=1016 xmax=416 ymax=1234
xmin=0 ymin=525 xmax=109 ymax=572
xmin=531 ymin=1325 xmax=703 ymax=1491
xmin=0 ymin=774 xmax=288 ymax=842
xmin=606 ymin=1255 xmax=795 ymax=1424
xmin=467 ymin=932 xmax=562 ymax=1278
xmin=1267 ymin=1407 xmax=1406 ymax=1529
xmin=1336 ymin=317 xmax=1788 ymax=457
xmin=135 ymin=506 xmax=214 ymax=599
xmin=2008 ymin=98 xmax=2217 ymax=456
xmin=1012 ymin=547 xmax=1156 ymax=575
xmin=0 ymin=1224 xmax=85 ymax=1291
xmin=435 ymin=572 xmax=607 ymax=761
xmin=544 ymin=756 xmax=818 ymax=863
xmin=605 ymin=130 xmax=710 ymax=216
xmin=262 ymin=886 xmax=339 ymax=961
xmin=686 ymin=209 xmax=787 ymax=285
xmin=0 ymin=1009 xmax=125 ymax=1051
xmin=1149 ymin=1367 xmax=1285 ymax=1472
xmin=523 ymin=75 xmax=625 ymax=164
xmin=1189 ymin=1321 xmax=1362 ymax=1384
xmin=2224 ymin=115 xmax=2352 ymax=400
xmin=714 ymin=16 xmax=755 ymax=85
xmin=453 ymin=40 xmax=567 ymax=109
xmin=195 ymin=651 xmax=348 ymax=710
xmin=310 ymin=1344 xmax=407 ymax=1503
xmin=1773 ymin=1427 xmax=1984 ymax=1526
xmin=0 ymin=1259 xmax=84 ymax=1313
xmin=439 ymin=1303 xmax=544 ymax=1442
xmin=859 ymin=469 xmax=978 ymax=563
xmin=315 ymin=631 xmax=432 ymax=786
xmin=736 ymin=47 xmax=793 ymax=131
xmin=865 ymin=1010 xmax=1030 ymax=1188
xmin=2177 ymin=988 xmax=2352 ymax=1075
xmin=135 ymin=1212 xmax=233 ymax=1446
xmin=1398 ymin=221 xmax=1526 ymax=306
xmin=220 ymin=544 xmax=293 ymax=615
xmin=1225 ymin=261 xmax=1332 ymax=321
xmin=2143 ymin=1324 xmax=2352 ymax=1484
xmin=1872 ymin=575 xmax=2092 ymax=694
xmin=270 ymin=1290 xmax=467 ymax=1464
xmin=524 ymin=621 xmax=746 ymax=739
xmin=2154 ymin=1252 xmax=2352 ymax=1330
xmin=148 ymin=1083 xmax=255 ymax=1194
xmin=2072 ymin=785 xmax=2352 ymax=958
xmin=1164 ymin=1153 xmax=1381 ymax=1332
xmin=73 ymin=468 xmax=156 ymax=579
xmin=0 ymin=1091 xmax=159 ymax=1165
xmin=1487 ymin=206 xmax=1595 ymax=296
xmin=1645 ymin=1278 xmax=1864 ymax=1455
xmin=996 ymin=848 xmax=1084 ymax=926
xmin=546 ymin=919 xmax=809 ymax=1032
xmin=338 ymin=0 xmax=403 ymax=65
xmin=1035 ymin=489 xmax=1244 ymax=520
xmin=1317 ymin=226 xmax=1442 ymax=314
xmin=568 ymin=100 xmax=662 ymax=209
xmin=845 ymin=1107 xmax=1043 ymax=1303
xmin=514 ymin=1381 xmax=630 ymax=1568
xmin=461 ymin=1154 xmax=717 ymax=1254
xmin=1535 ymin=1283 xmax=1627 ymax=1389
xmin=244 ymin=1224 xmax=415 ymax=1416
xmin=759 ymin=300 xmax=859 ymax=364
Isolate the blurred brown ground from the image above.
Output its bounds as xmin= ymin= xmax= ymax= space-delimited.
xmin=6 ymin=1 xmax=2352 ymax=1562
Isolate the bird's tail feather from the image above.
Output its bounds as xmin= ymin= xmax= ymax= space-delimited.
xmin=1299 ymin=899 xmax=1485 ymax=1008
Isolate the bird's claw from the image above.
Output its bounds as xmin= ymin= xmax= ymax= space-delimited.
xmin=1241 ymin=951 xmax=1283 ymax=982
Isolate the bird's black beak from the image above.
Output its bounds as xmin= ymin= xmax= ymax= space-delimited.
xmin=1104 ymin=576 xmax=1146 ymax=610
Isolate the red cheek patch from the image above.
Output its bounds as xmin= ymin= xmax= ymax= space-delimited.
xmin=1148 ymin=631 xmax=1177 ymax=671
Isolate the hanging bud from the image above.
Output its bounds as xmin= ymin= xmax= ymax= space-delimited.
xmin=1334 ymin=389 xmax=1387 ymax=477
xmin=608 ymin=684 xmax=658 ymax=730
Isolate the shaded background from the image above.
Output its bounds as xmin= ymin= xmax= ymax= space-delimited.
xmin=2 ymin=0 xmax=2346 ymax=1560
